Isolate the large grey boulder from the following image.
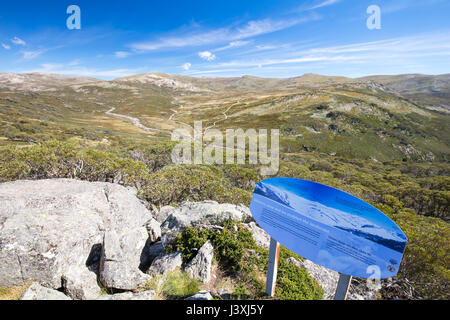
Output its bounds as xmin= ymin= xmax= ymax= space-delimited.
xmin=185 ymin=241 xmax=214 ymax=283
xmin=99 ymin=230 xmax=150 ymax=291
xmin=0 ymin=179 xmax=152 ymax=299
xmin=147 ymin=252 xmax=183 ymax=276
xmin=161 ymin=201 xmax=252 ymax=244
xmin=20 ymin=283 xmax=71 ymax=300
xmin=62 ymin=266 xmax=101 ymax=300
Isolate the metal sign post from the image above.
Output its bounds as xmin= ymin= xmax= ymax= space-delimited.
xmin=265 ymin=237 xmax=280 ymax=297
xmin=334 ymin=274 xmax=352 ymax=300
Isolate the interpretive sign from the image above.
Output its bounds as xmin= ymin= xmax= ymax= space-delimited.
xmin=250 ymin=178 xmax=407 ymax=282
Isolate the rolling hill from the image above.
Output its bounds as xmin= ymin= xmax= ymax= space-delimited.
xmin=1 ymin=72 xmax=448 ymax=162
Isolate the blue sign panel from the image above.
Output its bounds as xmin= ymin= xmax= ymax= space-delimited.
xmin=250 ymin=178 xmax=407 ymax=279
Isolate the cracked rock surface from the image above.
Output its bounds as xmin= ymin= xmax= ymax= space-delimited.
xmin=0 ymin=179 xmax=153 ymax=299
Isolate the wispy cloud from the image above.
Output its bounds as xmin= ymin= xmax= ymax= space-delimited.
xmin=115 ymin=51 xmax=131 ymax=58
xmin=294 ymin=0 xmax=343 ymax=12
xmin=310 ymin=0 xmax=342 ymax=10
xmin=129 ymin=15 xmax=319 ymax=52
xmin=22 ymin=49 xmax=46 ymax=60
xmin=235 ymin=18 xmax=303 ymax=38
xmin=1 ymin=43 xmax=11 ymax=50
xmin=196 ymin=32 xmax=450 ymax=73
xmin=214 ymin=40 xmax=251 ymax=52
xmin=217 ymin=55 xmax=356 ymax=68
xmin=11 ymin=37 xmax=26 ymax=46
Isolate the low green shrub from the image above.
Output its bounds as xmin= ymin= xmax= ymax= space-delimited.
xmin=222 ymin=164 xmax=259 ymax=191
xmin=139 ymin=165 xmax=251 ymax=207
xmin=388 ymin=210 xmax=450 ymax=299
xmin=0 ymin=140 xmax=149 ymax=188
xmin=275 ymin=262 xmax=324 ymax=300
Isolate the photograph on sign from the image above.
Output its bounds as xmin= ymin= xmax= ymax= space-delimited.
xmin=250 ymin=178 xmax=407 ymax=279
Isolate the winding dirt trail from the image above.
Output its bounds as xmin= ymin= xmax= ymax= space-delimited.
xmin=205 ymin=102 xmax=237 ymax=130
xmin=169 ymin=109 xmax=178 ymax=121
xmin=105 ymin=103 xmax=250 ymax=153
xmin=105 ymin=107 xmax=167 ymax=133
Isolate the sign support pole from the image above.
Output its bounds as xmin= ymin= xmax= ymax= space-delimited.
xmin=334 ymin=273 xmax=352 ymax=300
xmin=265 ymin=237 xmax=281 ymax=297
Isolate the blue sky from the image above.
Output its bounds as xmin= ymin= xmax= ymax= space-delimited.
xmin=0 ymin=0 xmax=449 ymax=79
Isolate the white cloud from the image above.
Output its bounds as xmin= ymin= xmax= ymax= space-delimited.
xmin=22 ymin=50 xmax=45 ymax=60
xmin=218 ymin=55 xmax=355 ymax=68
xmin=198 ymin=51 xmax=216 ymax=61
xmin=1 ymin=43 xmax=11 ymax=50
xmin=214 ymin=40 xmax=251 ymax=52
xmin=198 ymin=32 xmax=450 ymax=73
xmin=182 ymin=63 xmax=192 ymax=71
xmin=310 ymin=0 xmax=342 ymax=10
xmin=40 ymin=63 xmax=65 ymax=70
xmin=129 ymin=15 xmax=319 ymax=52
xmin=130 ymin=28 xmax=230 ymax=51
xmin=115 ymin=51 xmax=131 ymax=58
xmin=293 ymin=0 xmax=342 ymax=12
xmin=11 ymin=37 xmax=26 ymax=46
xmin=236 ymin=18 xmax=300 ymax=39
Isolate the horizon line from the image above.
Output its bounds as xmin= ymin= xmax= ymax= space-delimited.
xmin=1 ymin=71 xmax=449 ymax=82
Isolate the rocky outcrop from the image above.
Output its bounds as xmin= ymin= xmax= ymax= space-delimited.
xmin=0 ymin=179 xmax=154 ymax=299
xmin=161 ymin=201 xmax=252 ymax=244
xmin=155 ymin=206 xmax=175 ymax=224
xmin=144 ymin=241 xmax=165 ymax=263
xmin=145 ymin=218 xmax=162 ymax=243
xmin=0 ymin=179 xmax=377 ymax=300
xmin=99 ymin=230 xmax=150 ymax=291
xmin=61 ymin=266 xmax=100 ymax=300
xmin=147 ymin=252 xmax=183 ymax=276
xmin=185 ymin=241 xmax=214 ymax=283
xmin=20 ymin=283 xmax=71 ymax=300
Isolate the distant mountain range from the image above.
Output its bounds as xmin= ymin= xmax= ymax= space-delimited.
xmin=1 ymin=72 xmax=449 ymax=102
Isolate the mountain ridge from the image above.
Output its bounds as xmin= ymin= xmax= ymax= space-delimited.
xmin=0 ymin=71 xmax=449 ymax=162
